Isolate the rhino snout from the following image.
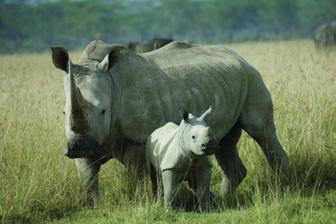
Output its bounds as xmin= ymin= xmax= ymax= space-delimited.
xmin=200 ymin=141 xmax=219 ymax=154
xmin=65 ymin=136 xmax=102 ymax=159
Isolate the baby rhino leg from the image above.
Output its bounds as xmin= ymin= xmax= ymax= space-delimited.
xmin=162 ymin=170 xmax=180 ymax=210
xmin=193 ymin=166 xmax=212 ymax=212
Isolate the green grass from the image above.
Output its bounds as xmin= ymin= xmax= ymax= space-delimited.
xmin=0 ymin=40 xmax=335 ymax=223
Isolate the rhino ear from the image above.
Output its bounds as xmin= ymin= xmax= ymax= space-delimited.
xmin=182 ymin=110 xmax=189 ymax=122
xmin=50 ymin=47 xmax=70 ymax=73
xmin=97 ymin=45 xmax=124 ymax=73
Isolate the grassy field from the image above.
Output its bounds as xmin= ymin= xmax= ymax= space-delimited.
xmin=0 ymin=40 xmax=335 ymax=224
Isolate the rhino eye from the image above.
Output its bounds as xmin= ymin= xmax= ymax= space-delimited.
xmin=192 ymin=135 xmax=196 ymax=140
xmin=101 ymin=109 xmax=106 ymax=115
xmin=63 ymin=111 xmax=65 ymax=115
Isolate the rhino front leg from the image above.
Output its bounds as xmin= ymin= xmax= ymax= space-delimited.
xmin=193 ymin=167 xmax=212 ymax=212
xmin=215 ymin=148 xmax=247 ymax=195
xmin=75 ymin=158 xmax=101 ymax=209
xmin=162 ymin=170 xmax=180 ymax=210
xmin=215 ymin=124 xmax=247 ymax=195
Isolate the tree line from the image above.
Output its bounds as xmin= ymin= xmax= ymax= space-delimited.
xmin=0 ymin=0 xmax=335 ymax=53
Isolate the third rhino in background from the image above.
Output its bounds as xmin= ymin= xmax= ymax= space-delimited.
xmin=314 ymin=21 xmax=336 ymax=48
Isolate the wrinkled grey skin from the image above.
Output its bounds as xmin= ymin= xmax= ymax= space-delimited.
xmin=314 ymin=21 xmax=336 ymax=48
xmin=128 ymin=37 xmax=174 ymax=53
xmin=51 ymin=40 xmax=289 ymax=208
xmin=146 ymin=107 xmax=213 ymax=211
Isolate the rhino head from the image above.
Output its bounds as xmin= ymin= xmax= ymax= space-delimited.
xmin=51 ymin=46 xmax=120 ymax=159
xmin=181 ymin=107 xmax=214 ymax=156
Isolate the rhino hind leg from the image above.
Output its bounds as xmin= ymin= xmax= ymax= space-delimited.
xmin=148 ymin=164 xmax=161 ymax=198
xmin=240 ymin=97 xmax=289 ymax=175
xmin=215 ymin=124 xmax=247 ymax=195
xmin=75 ymin=158 xmax=101 ymax=209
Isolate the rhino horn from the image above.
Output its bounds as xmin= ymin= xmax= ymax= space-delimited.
xmin=68 ymin=62 xmax=87 ymax=132
xmin=198 ymin=107 xmax=212 ymax=121
xmin=69 ymin=61 xmax=78 ymax=111
xmin=50 ymin=46 xmax=81 ymax=111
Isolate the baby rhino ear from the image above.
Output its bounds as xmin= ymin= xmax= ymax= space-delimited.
xmin=182 ymin=110 xmax=189 ymax=122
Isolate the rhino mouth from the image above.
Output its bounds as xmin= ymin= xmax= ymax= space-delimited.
xmin=65 ymin=136 xmax=104 ymax=159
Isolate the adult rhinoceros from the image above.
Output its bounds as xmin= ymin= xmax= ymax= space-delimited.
xmin=51 ymin=40 xmax=289 ymax=208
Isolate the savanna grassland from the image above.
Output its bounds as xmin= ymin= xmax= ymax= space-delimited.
xmin=0 ymin=40 xmax=335 ymax=224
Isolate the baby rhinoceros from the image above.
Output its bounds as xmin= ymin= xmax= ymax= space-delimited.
xmin=146 ymin=107 xmax=213 ymax=211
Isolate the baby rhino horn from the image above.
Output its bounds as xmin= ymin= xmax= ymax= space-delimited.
xmin=198 ymin=107 xmax=212 ymax=121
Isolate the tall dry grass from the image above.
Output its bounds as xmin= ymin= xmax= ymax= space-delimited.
xmin=0 ymin=40 xmax=335 ymax=223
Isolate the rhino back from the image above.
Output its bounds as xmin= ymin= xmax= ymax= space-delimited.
xmin=116 ymin=42 xmax=250 ymax=142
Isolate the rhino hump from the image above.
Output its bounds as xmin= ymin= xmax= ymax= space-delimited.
xmin=80 ymin=40 xmax=125 ymax=62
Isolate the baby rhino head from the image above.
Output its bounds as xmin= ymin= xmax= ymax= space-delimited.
xmin=181 ymin=107 xmax=213 ymax=156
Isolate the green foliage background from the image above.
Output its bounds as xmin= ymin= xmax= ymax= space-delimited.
xmin=0 ymin=0 xmax=335 ymax=53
